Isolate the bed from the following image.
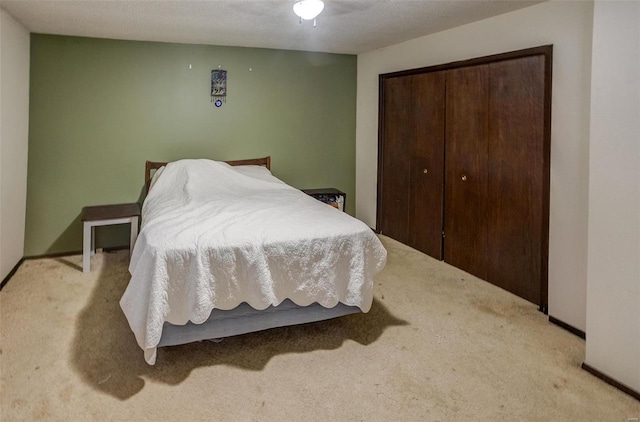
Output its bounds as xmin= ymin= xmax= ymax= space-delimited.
xmin=120 ymin=156 xmax=387 ymax=364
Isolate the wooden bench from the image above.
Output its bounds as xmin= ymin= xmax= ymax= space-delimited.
xmin=81 ymin=203 xmax=141 ymax=273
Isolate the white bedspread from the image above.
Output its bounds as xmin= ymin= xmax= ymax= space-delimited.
xmin=120 ymin=159 xmax=387 ymax=364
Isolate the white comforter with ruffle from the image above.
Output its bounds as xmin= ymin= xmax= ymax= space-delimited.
xmin=120 ymin=159 xmax=387 ymax=364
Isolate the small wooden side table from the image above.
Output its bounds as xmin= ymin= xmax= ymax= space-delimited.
xmin=81 ymin=203 xmax=141 ymax=273
xmin=302 ymin=188 xmax=346 ymax=212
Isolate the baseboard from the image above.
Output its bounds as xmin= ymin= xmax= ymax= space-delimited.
xmin=102 ymin=245 xmax=130 ymax=253
xmin=2 ymin=250 xmax=84 ymax=290
xmin=25 ymin=245 xmax=129 ymax=260
xmin=1 ymin=247 xmax=130 ymax=291
xmin=0 ymin=258 xmax=25 ymax=291
xmin=582 ymin=363 xmax=640 ymax=402
xmin=548 ymin=315 xmax=586 ymax=339
xmin=25 ymin=250 xmax=82 ymax=260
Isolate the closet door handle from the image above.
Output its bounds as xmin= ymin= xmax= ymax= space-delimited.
xmin=461 ymin=175 xmax=467 ymax=181
xmin=423 ymin=169 xmax=428 ymax=174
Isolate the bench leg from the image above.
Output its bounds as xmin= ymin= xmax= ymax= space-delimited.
xmin=91 ymin=226 xmax=96 ymax=256
xmin=83 ymin=222 xmax=92 ymax=273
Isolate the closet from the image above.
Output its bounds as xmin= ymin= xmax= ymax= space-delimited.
xmin=377 ymin=46 xmax=551 ymax=309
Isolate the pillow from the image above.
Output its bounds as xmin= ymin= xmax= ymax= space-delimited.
xmin=148 ymin=166 xmax=165 ymax=191
xmin=231 ymin=165 xmax=281 ymax=183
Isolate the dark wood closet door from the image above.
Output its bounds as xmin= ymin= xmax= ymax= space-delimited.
xmin=444 ymin=65 xmax=490 ymax=279
xmin=379 ymin=76 xmax=413 ymax=245
xmin=408 ymin=72 xmax=445 ymax=259
xmin=379 ymin=46 xmax=550 ymax=308
xmin=486 ymin=55 xmax=546 ymax=305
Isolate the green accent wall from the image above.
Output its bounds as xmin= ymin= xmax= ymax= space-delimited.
xmin=26 ymin=35 xmax=357 ymax=256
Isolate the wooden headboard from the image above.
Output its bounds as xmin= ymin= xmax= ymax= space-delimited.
xmin=145 ymin=156 xmax=271 ymax=193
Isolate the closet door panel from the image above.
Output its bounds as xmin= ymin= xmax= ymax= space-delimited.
xmin=444 ymin=65 xmax=490 ymax=279
xmin=487 ymin=56 xmax=545 ymax=304
xmin=408 ymin=72 xmax=445 ymax=259
xmin=379 ymin=76 xmax=413 ymax=244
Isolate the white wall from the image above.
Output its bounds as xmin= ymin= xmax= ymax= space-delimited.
xmin=0 ymin=9 xmax=30 ymax=281
xmin=356 ymin=0 xmax=594 ymax=331
xmin=585 ymin=1 xmax=639 ymax=393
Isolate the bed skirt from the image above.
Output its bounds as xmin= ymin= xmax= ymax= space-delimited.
xmin=158 ymin=299 xmax=361 ymax=347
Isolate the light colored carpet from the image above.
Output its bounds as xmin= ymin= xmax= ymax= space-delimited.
xmin=1 ymin=235 xmax=638 ymax=421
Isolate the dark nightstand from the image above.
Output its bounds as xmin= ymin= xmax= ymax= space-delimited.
xmin=302 ymin=188 xmax=346 ymax=212
xmin=81 ymin=203 xmax=141 ymax=273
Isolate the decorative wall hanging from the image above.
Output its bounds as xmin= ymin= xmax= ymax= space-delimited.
xmin=211 ymin=69 xmax=227 ymax=105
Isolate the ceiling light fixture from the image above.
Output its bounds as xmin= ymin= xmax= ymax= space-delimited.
xmin=293 ymin=0 xmax=325 ymax=27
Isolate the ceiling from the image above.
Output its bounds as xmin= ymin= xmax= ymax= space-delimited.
xmin=0 ymin=0 xmax=542 ymax=55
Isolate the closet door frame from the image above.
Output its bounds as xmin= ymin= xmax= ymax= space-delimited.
xmin=377 ymin=45 xmax=552 ymax=311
